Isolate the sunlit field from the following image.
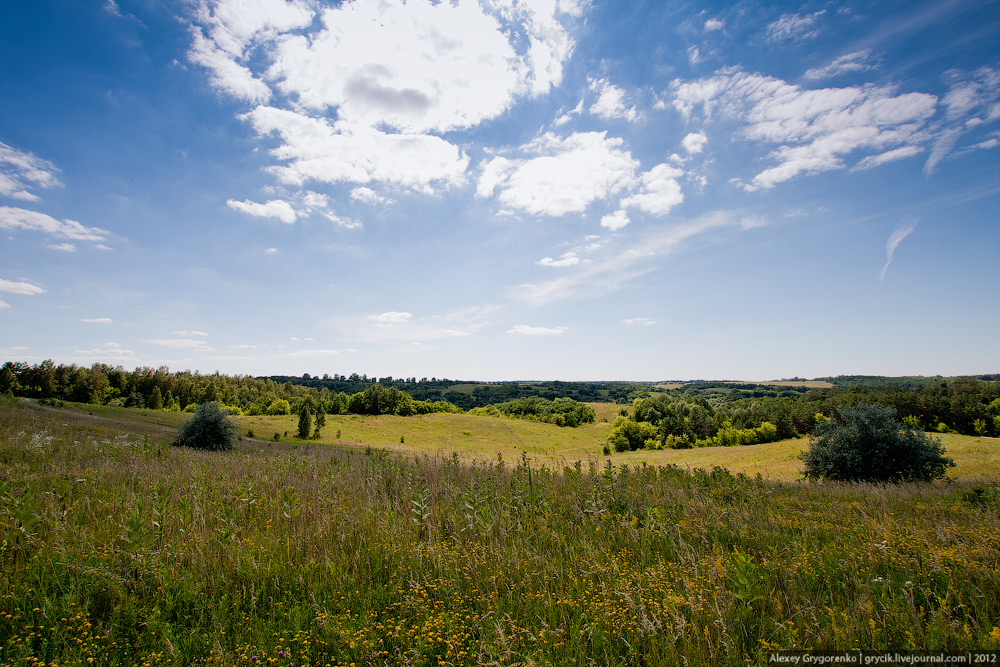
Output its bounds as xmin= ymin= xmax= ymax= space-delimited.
xmin=1 ymin=397 xmax=998 ymax=666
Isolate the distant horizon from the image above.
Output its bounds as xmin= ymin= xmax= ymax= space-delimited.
xmin=2 ymin=0 xmax=997 ymax=380
xmin=4 ymin=357 xmax=997 ymax=386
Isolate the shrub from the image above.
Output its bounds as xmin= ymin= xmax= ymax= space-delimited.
xmin=175 ymin=402 xmax=237 ymax=451
xmin=266 ymin=399 xmax=291 ymax=415
xmin=802 ymin=403 xmax=954 ymax=483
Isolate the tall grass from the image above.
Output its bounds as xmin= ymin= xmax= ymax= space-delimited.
xmin=1 ymin=397 xmax=998 ymax=666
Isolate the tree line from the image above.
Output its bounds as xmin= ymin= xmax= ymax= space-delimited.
xmin=607 ymin=376 xmax=1000 ymax=452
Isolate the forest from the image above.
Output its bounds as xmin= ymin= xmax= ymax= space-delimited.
xmin=1 ymin=360 xmax=998 ymax=438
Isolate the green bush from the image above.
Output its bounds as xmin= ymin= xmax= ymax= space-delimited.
xmin=802 ymin=403 xmax=954 ymax=483
xmin=175 ymin=402 xmax=237 ymax=451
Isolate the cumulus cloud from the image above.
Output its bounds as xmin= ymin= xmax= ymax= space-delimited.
xmin=226 ymin=197 xmax=297 ymax=223
xmin=188 ymin=0 xmax=580 ymax=194
xmin=0 ymin=300 xmax=9 ymax=311
xmin=477 ymin=132 xmax=639 ymax=216
xmin=265 ymin=247 xmax=278 ymax=254
xmin=0 ymin=142 xmax=61 ymax=202
xmin=704 ymin=18 xmax=724 ymax=31
xmin=81 ymin=317 xmax=113 ymax=324
xmin=880 ymin=217 xmax=918 ymax=280
xmin=620 ymin=163 xmax=685 ymax=215
xmin=671 ymin=69 xmax=937 ymax=190
xmin=600 ymin=210 xmax=630 ymax=231
xmin=766 ymin=11 xmax=825 ymax=42
xmin=537 ymin=251 xmax=580 ymax=267
xmin=682 ymin=132 xmax=707 ymax=154
xmin=242 ymin=106 xmax=469 ymax=193
xmin=589 ymin=78 xmax=639 ymax=122
xmin=507 ymin=324 xmax=567 ymax=335
xmin=805 ymin=49 xmax=879 ymax=80
xmin=0 ymin=206 xmax=110 ymax=242
xmin=0 ymin=279 xmax=45 ymax=295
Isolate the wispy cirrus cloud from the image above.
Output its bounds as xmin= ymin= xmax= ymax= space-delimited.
xmin=671 ymin=69 xmax=937 ymax=190
xmin=880 ymin=217 xmax=918 ymax=280
xmin=805 ymin=49 xmax=879 ymax=80
xmin=82 ymin=317 xmax=113 ymax=324
xmin=147 ymin=338 xmax=215 ymax=352
xmin=518 ymin=210 xmax=765 ymax=306
xmin=0 ymin=206 xmax=110 ymax=242
xmin=0 ymin=142 xmax=61 ymax=202
xmin=0 ymin=279 xmax=45 ymax=295
xmin=507 ymin=324 xmax=567 ymax=335
xmin=766 ymin=11 xmax=825 ymax=42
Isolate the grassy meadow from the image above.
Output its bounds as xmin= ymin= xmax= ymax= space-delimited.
xmin=1 ymin=396 xmax=999 ymax=666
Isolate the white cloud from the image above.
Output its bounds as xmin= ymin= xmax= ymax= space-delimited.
xmin=350 ymin=186 xmax=390 ymax=206
xmin=671 ymin=70 xmax=937 ymax=190
xmin=368 ymin=311 xmax=412 ymax=324
xmin=322 ymin=212 xmax=363 ymax=230
xmin=704 ymin=18 xmax=724 ymax=31
xmin=189 ymin=0 xmax=579 ymax=194
xmin=766 ymin=11 xmax=825 ymax=42
xmin=589 ymin=78 xmax=638 ymax=122
xmin=620 ymin=163 xmax=685 ymax=215
xmin=242 ymin=106 xmax=469 ymax=193
xmin=48 ymin=242 xmax=76 ymax=252
xmin=0 ymin=300 xmax=9 ymax=311
xmin=81 ymin=317 xmax=113 ymax=324
xmin=226 ymin=197 xmax=297 ymax=223
xmin=0 ymin=142 xmax=61 ymax=201
xmin=517 ymin=210 xmax=764 ymax=306
xmin=266 ymin=1 xmax=572 ymax=133
xmin=147 ymin=338 xmax=215 ymax=352
xmin=686 ymin=46 xmax=702 ymax=65
xmin=553 ymin=99 xmax=584 ymax=126
xmin=925 ymin=67 xmax=1000 ymax=174
xmin=507 ymin=324 xmax=567 ymax=335
xmin=186 ymin=0 xmax=314 ymax=103
xmin=265 ymin=247 xmax=278 ymax=254
xmin=477 ymin=132 xmax=639 ymax=216
xmin=348 ymin=308 xmax=485 ymax=343
xmin=0 ymin=206 xmax=110 ymax=242
xmin=623 ymin=317 xmax=656 ymax=326
xmin=0 ymin=279 xmax=45 ymax=295
xmin=880 ymin=217 xmax=918 ymax=280
xmin=70 ymin=342 xmax=138 ymax=362
xmin=174 ymin=330 xmax=209 ymax=336
xmin=853 ymin=145 xmax=923 ymax=171
xmin=537 ymin=251 xmax=580 ymax=267
xmin=600 ymin=210 xmax=630 ymax=231
xmin=805 ymin=50 xmax=878 ymax=80
xmin=682 ymin=132 xmax=707 ymax=154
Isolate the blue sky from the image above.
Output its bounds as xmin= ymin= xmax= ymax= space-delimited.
xmin=1 ymin=0 xmax=998 ymax=381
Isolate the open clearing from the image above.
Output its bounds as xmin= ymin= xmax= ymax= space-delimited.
xmin=2 ymin=396 xmax=998 ymax=666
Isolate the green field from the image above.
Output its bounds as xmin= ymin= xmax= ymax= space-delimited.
xmin=1 ymin=397 xmax=998 ymax=666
